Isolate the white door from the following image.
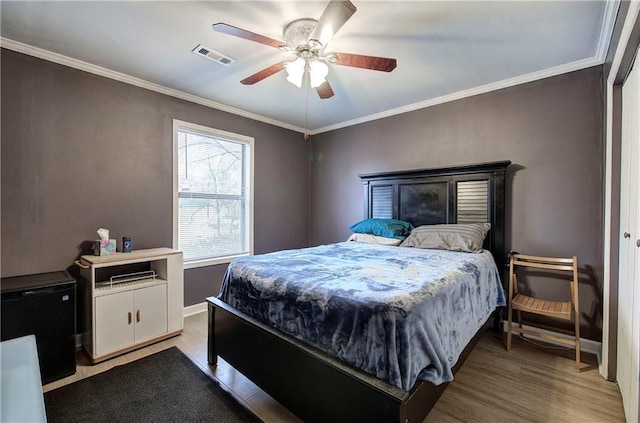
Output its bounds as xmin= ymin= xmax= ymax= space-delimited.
xmin=94 ymin=291 xmax=135 ymax=356
xmin=134 ymin=284 xmax=168 ymax=343
xmin=618 ymin=52 xmax=640 ymax=423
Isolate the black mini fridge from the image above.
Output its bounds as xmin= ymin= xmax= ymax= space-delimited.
xmin=1 ymin=271 xmax=77 ymax=384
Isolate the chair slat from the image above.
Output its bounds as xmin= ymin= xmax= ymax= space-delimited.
xmin=512 ymin=253 xmax=575 ymax=263
xmin=512 ymin=260 xmax=574 ymax=272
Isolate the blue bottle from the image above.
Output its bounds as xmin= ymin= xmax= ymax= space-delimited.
xmin=122 ymin=236 xmax=132 ymax=253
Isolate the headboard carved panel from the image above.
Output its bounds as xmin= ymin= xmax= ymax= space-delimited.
xmin=398 ymin=181 xmax=449 ymax=225
xmin=359 ymin=161 xmax=511 ymax=279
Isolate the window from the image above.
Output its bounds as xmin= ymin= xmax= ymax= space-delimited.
xmin=173 ymin=120 xmax=253 ymax=268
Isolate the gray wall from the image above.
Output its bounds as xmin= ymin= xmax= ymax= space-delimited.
xmin=309 ymin=66 xmax=605 ymax=340
xmin=1 ymin=49 xmax=310 ymax=305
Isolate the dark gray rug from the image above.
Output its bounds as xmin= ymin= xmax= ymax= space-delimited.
xmin=44 ymin=347 xmax=261 ymax=422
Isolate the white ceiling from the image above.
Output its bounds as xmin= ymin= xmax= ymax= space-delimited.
xmin=1 ymin=1 xmax=616 ymax=134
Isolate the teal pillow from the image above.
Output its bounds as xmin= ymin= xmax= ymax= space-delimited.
xmin=349 ymin=218 xmax=414 ymax=240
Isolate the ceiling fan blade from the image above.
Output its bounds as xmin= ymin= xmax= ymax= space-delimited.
xmin=212 ymin=23 xmax=285 ymax=49
xmin=332 ymin=52 xmax=397 ymax=72
xmin=240 ymin=62 xmax=285 ymax=85
xmin=315 ymin=80 xmax=335 ymax=99
xmin=309 ymin=1 xmax=357 ymax=47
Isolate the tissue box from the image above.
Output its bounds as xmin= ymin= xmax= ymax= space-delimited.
xmin=94 ymin=239 xmax=117 ymax=256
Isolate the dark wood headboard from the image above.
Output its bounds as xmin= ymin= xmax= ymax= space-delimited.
xmin=359 ymin=160 xmax=511 ymax=278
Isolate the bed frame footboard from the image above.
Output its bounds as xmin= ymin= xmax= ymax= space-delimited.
xmin=207 ymin=296 xmax=490 ymax=423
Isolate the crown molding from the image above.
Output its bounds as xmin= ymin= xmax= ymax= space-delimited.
xmin=0 ymin=37 xmax=307 ymax=134
xmin=596 ymin=0 xmax=621 ymax=62
xmin=309 ymin=56 xmax=603 ymax=135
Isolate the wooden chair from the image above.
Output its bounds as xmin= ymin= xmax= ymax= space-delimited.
xmin=506 ymin=253 xmax=581 ymax=370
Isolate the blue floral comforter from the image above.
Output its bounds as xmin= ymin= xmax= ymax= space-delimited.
xmin=218 ymin=242 xmax=505 ymax=391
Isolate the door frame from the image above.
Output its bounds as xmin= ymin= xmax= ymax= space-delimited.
xmin=603 ymin=1 xmax=639 ymax=381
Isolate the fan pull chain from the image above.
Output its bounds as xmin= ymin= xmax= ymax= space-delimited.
xmin=304 ymin=72 xmax=310 ymax=140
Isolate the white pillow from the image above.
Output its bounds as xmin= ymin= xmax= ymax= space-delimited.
xmin=346 ymin=233 xmax=402 ymax=246
xmin=399 ymin=223 xmax=490 ymax=253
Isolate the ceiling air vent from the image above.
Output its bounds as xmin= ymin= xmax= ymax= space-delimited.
xmin=191 ymin=44 xmax=235 ymax=66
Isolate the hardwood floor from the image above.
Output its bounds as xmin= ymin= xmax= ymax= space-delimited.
xmin=44 ymin=312 xmax=625 ymax=423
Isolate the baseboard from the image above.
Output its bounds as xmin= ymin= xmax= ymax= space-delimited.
xmin=183 ymin=302 xmax=207 ymax=317
xmin=501 ymin=321 xmax=601 ymax=357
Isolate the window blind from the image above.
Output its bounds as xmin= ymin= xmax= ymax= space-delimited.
xmin=177 ymin=128 xmax=250 ymax=262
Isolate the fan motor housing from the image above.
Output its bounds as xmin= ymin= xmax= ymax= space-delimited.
xmin=283 ymin=19 xmax=318 ymax=49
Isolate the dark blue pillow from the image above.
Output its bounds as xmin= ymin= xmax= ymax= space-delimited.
xmin=349 ymin=218 xmax=414 ymax=240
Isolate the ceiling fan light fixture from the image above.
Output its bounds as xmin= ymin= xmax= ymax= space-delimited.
xmin=309 ymin=60 xmax=329 ymax=88
xmin=286 ymin=73 xmax=304 ymax=88
xmin=285 ymin=57 xmax=305 ymax=88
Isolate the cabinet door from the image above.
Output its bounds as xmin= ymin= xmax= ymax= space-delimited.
xmin=95 ymin=291 xmax=135 ymax=356
xmin=134 ymin=284 xmax=168 ymax=343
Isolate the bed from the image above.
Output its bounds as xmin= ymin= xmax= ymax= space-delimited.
xmin=207 ymin=160 xmax=511 ymax=423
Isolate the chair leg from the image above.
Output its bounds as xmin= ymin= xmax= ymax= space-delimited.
xmin=517 ymin=310 xmax=523 ymax=337
xmin=575 ymin=314 xmax=581 ymax=371
xmin=507 ymin=304 xmax=513 ymax=351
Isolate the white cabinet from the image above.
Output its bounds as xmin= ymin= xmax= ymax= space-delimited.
xmin=94 ymin=284 xmax=167 ymax=356
xmin=78 ymin=248 xmax=183 ymax=363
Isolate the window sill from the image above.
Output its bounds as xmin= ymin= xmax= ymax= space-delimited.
xmin=183 ymin=253 xmax=250 ymax=270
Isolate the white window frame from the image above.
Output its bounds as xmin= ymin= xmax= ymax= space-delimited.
xmin=172 ymin=119 xmax=254 ymax=269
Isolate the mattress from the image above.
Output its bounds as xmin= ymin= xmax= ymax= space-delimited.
xmin=218 ymin=242 xmax=505 ymax=391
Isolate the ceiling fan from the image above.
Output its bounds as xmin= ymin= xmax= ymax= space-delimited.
xmin=212 ymin=0 xmax=397 ymax=99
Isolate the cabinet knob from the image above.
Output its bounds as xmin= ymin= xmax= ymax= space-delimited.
xmin=136 ymin=310 xmax=141 ymax=322
xmin=128 ymin=312 xmax=132 ymax=325
xmin=637 ymin=239 xmax=640 ymax=248
xmin=624 ymin=232 xmax=631 ymax=239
